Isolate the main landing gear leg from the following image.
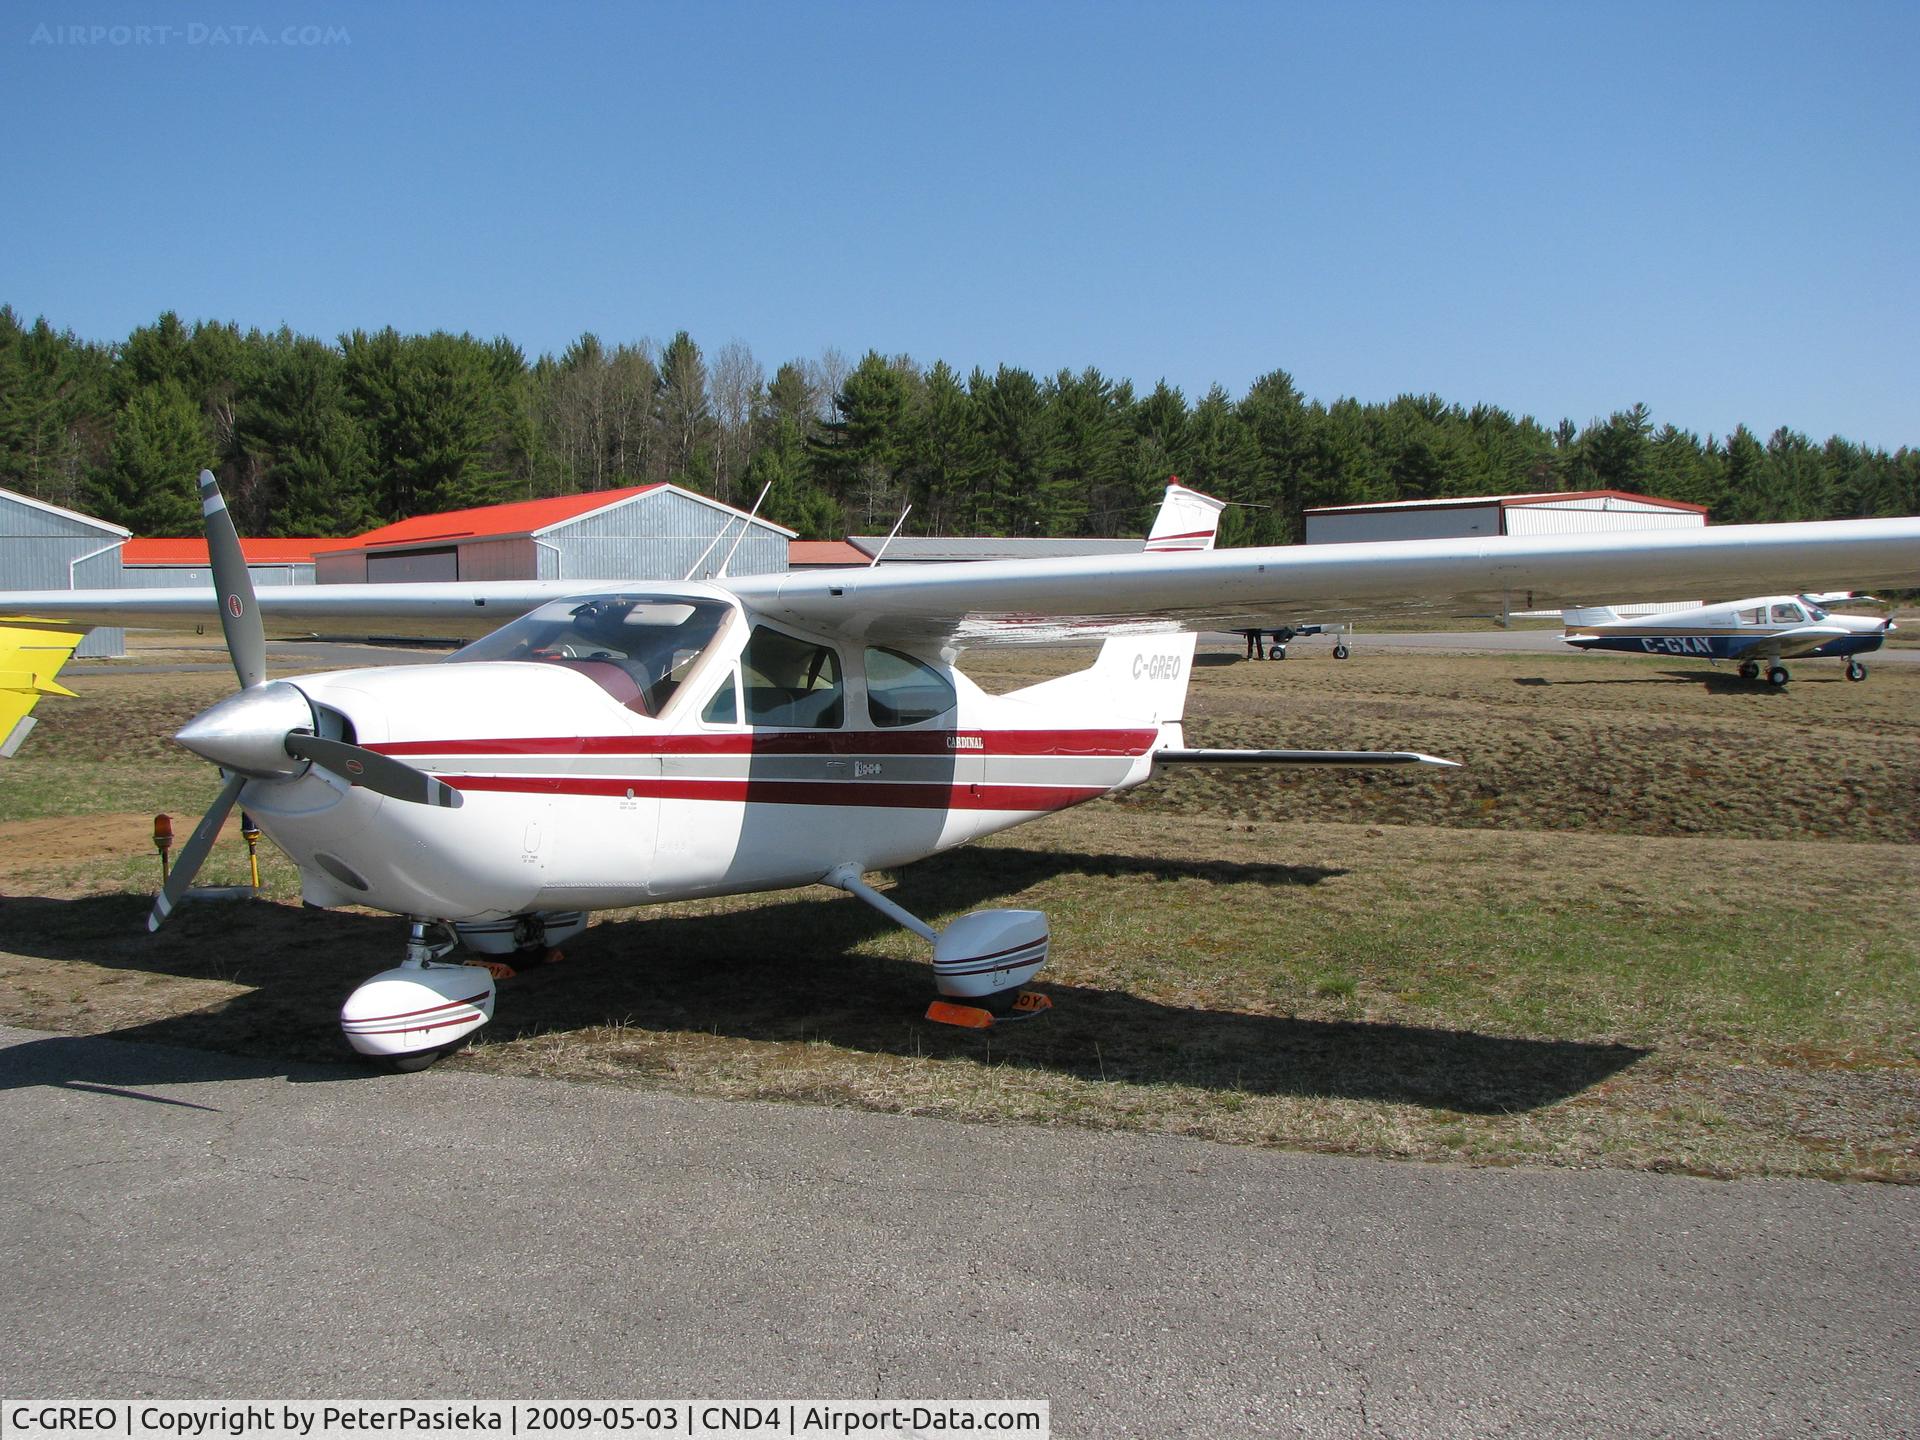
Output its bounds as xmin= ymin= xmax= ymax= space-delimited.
xmin=825 ymin=863 xmax=1053 ymax=1030
xmin=339 ymin=918 xmax=498 ymax=1070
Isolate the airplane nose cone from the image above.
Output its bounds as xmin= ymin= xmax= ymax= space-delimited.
xmin=174 ymin=680 xmax=316 ymax=778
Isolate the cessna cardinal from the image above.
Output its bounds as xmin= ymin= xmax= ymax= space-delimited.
xmin=4 ymin=474 xmax=1918 ymax=1067
xmin=1561 ymin=593 xmax=1897 ymax=685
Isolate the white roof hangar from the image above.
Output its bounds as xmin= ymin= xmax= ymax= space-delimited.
xmin=313 ymin=484 xmax=797 ymax=585
xmin=1303 ymin=490 xmax=1708 ymax=545
xmin=0 ymin=486 xmax=129 ymax=657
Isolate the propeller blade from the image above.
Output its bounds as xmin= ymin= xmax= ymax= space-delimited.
xmin=284 ymin=733 xmax=464 ymax=808
xmin=148 ymin=772 xmax=247 ymax=932
xmin=198 ymin=469 xmax=268 ymax=691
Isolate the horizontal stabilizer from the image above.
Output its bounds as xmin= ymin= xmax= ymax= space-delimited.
xmin=0 ymin=669 xmax=78 ymax=698
xmin=0 ymin=621 xmax=84 ymax=759
xmin=1154 ymin=748 xmax=1460 ymax=768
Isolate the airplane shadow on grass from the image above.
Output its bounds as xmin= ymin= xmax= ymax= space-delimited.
xmin=1513 ymin=670 xmax=1809 ymax=693
xmin=0 ymin=844 xmax=1644 ymax=1114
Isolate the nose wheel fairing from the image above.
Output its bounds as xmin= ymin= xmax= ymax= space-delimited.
xmin=340 ymin=923 xmax=497 ymax=1065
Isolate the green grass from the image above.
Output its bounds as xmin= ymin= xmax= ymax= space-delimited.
xmin=2 ymin=650 xmax=1916 ymax=1181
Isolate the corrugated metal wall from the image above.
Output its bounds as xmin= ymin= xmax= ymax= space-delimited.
xmin=121 ymin=564 xmax=316 ymax=588
xmin=547 ymin=489 xmax=788 ymax=581
xmin=457 ymin=537 xmax=537 ymax=581
xmin=1503 ymin=502 xmax=1704 ymax=536
xmin=0 ymin=492 xmax=127 ymax=657
xmin=316 ymin=552 xmax=366 ymax=583
xmin=1305 ymin=505 xmax=1502 ymax=544
xmin=367 ymin=548 xmax=459 ymax=583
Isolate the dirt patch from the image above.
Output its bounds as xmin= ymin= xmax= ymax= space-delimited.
xmin=0 ymin=814 xmax=167 ymax=878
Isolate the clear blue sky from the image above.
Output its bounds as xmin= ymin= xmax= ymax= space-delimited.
xmin=5 ymin=0 xmax=1916 ymax=449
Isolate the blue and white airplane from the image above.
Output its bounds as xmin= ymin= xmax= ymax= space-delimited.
xmin=1561 ymin=593 xmax=1896 ymax=686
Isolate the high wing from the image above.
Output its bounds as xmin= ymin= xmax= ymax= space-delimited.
xmin=1 ymin=517 xmax=1915 ymax=650
xmin=0 ymin=578 xmax=598 ymax=640
xmin=727 ymin=518 xmax=1920 ymax=648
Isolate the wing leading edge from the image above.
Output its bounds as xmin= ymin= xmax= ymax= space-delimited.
xmin=0 ymin=516 xmax=1914 ymax=649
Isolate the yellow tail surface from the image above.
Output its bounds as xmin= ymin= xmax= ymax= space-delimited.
xmin=0 ymin=620 xmax=84 ymax=758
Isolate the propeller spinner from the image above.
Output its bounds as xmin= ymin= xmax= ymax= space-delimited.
xmin=150 ymin=472 xmax=461 ymax=931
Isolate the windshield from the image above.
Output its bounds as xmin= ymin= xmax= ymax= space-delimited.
xmin=448 ymin=594 xmax=733 ymax=716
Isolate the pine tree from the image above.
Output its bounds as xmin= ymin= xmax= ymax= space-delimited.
xmin=653 ymin=330 xmax=713 ymax=485
xmin=341 ymin=329 xmax=506 ymax=518
xmin=905 ymin=360 xmax=988 ymax=534
xmin=238 ymin=332 xmax=373 ymax=536
xmin=811 ymin=351 xmax=914 ymax=528
xmin=975 ymin=366 xmax=1063 ymax=534
xmin=92 ymin=381 xmax=213 ymax=534
xmin=1239 ymin=369 xmax=1315 ymax=543
xmin=1045 ymin=368 xmax=1125 ymax=536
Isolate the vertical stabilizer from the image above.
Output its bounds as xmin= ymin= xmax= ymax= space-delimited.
xmin=1143 ymin=479 xmax=1226 ymax=554
xmin=1005 ymin=479 xmax=1219 ymax=730
xmin=1561 ymin=605 xmax=1620 ymax=629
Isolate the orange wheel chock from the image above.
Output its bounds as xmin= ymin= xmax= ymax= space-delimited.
xmin=925 ymin=1000 xmax=995 ymax=1029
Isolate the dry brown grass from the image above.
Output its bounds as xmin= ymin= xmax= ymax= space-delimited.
xmin=1 ymin=641 xmax=1916 ymax=1181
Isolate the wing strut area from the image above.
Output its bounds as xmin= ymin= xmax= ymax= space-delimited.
xmin=1154 ymin=748 xmax=1459 ymax=768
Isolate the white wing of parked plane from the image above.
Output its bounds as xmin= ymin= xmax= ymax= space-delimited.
xmin=2 ymin=517 xmax=1916 ymax=649
xmin=725 ymin=518 xmax=1920 ymax=648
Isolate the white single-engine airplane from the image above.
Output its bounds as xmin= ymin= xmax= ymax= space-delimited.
xmin=4 ymin=475 xmax=1917 ymax=1066
xmin=1561 ymin=593 xmax=1897 ymax=685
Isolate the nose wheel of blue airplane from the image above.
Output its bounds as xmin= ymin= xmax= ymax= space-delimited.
xmin=1846 ymin=659 xmax=1867 ymax=682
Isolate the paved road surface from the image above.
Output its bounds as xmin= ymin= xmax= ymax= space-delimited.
xmin=2 ymin=1025 xmax=1913 ymax=1437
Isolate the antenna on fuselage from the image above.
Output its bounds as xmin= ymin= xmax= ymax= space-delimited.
xmin=869 ymin=504 xmax=912 ymax=567
xmin=715 ymin=479 xmax=774 ymax=579
xmin=682 ymin=479 xmax=774 ymax=582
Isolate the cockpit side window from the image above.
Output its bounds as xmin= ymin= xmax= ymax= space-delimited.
xmin=1771 ymin=602 xmax=1805 ymax=624
xmin=447 ymin=594 xmax=732 ymax=717
xmin=741 ymin=626 xmax=843 ymax=728
xmin=1736 ymin=606 xmax=1765 ymax=625
xmin=701 ymin=668 xmax=741 ymax=726
xmin=866 ymin=647 xmax=957 ymax=727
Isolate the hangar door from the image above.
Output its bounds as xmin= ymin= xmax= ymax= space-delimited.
xmin=367 ymin=547 xmax=459 ymax=583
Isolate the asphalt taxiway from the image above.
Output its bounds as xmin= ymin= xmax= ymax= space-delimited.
xmin=2 ymin=1024 xmax=1913 ymax=1436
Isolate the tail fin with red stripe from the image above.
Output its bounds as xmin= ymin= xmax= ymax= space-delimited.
xmin=1143 ymin=479 xmax=1225 ymax=554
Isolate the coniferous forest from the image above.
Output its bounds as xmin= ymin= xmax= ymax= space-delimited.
xmin=3 ymin=305 xmax=1915 ymax=545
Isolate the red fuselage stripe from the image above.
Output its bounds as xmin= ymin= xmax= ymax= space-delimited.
xmin=344 ymin=991 xmax=491 ymax=1025
xmin=373 ymin=729 xmax=1157 ymax=760
xmin=444 ymin=775 xmax=1105 ymax=812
